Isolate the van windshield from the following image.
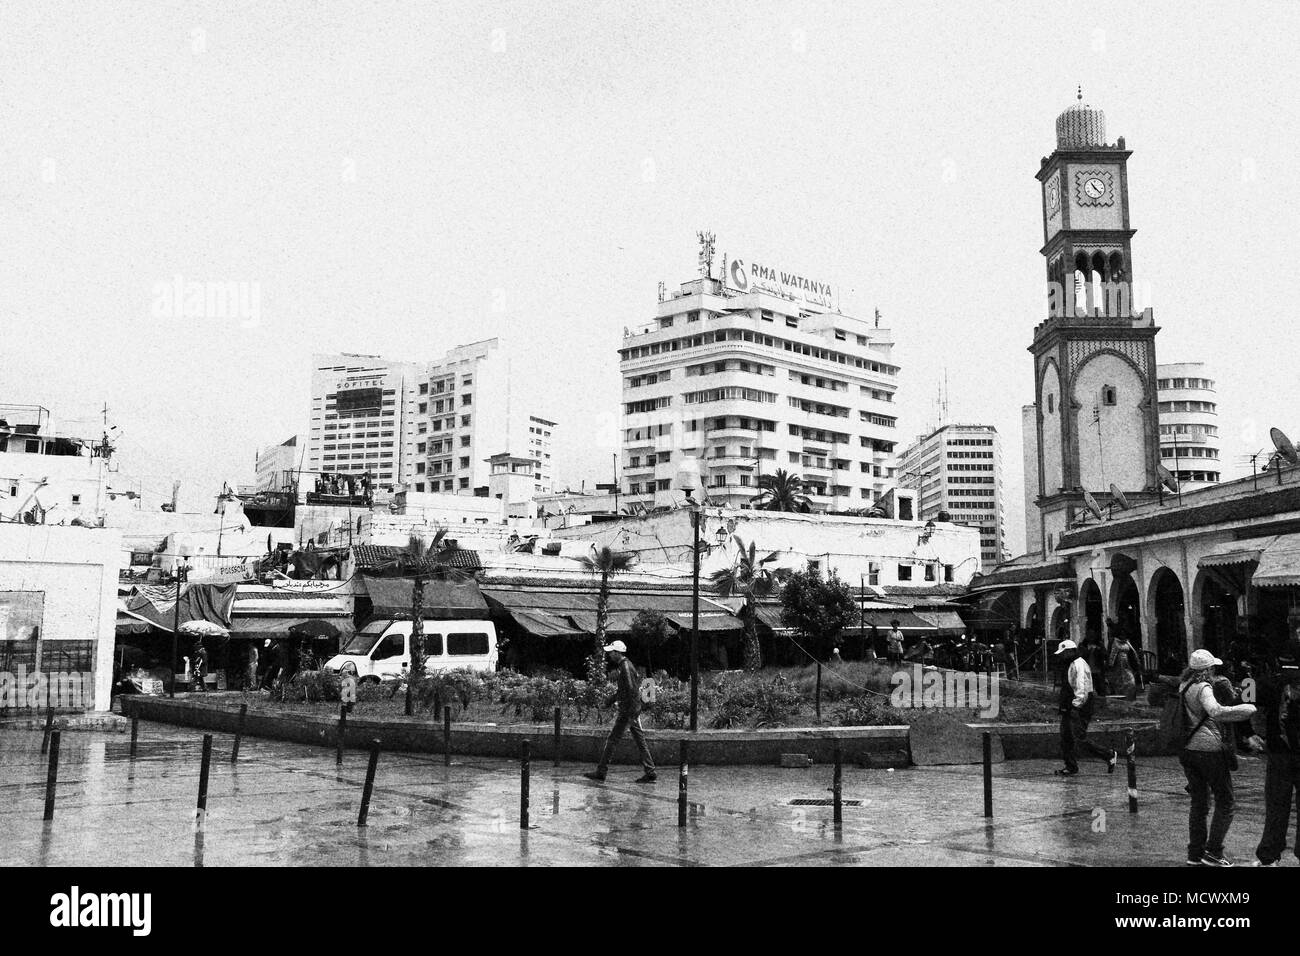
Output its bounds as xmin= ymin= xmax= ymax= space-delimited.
xmin=340 ymin=622 xmax=390 ymax=656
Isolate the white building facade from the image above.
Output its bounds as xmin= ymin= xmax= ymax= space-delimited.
xmin=618 ymin=270 xmax=900 ymax=512
xmin=896 ymin=423 xmax=1008 ymax=571
xmin=1156 ymin=362 xmax=1221 ymax=488
xmin=254 ymin=435 xmax=303 ymax=492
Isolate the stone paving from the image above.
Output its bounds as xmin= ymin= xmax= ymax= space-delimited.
xmin=0 ymin=723 xmax=1293 ymax=867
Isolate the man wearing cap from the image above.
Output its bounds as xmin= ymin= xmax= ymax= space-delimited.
xmin=1055 ymin=639 xmax=1117 ymax=776
xmin=1253 ymin=638 xmax=1300 ymax=867
xmin=585 ymin=641 xmax=657 ymax=784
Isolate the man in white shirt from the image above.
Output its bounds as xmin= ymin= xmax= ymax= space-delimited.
xmin=1055 ymin=639 xmax=1118 ymax=776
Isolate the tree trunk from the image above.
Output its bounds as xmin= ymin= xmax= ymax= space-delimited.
xmin=405 ymin=575 xmax=425 ymax=716
xmin=742 ymin=596 xmax=763 ymax=671
xmin=587 ymin=569 xmax=611 ymax=683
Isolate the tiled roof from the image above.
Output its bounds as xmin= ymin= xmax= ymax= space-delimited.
xmin=351 ymin=544 xmax=481 ymax=571
xmin=969 ymin=561 xmax=1074 ymax=590
xmin=1058 ymin=487 xmax=1300 ymax=550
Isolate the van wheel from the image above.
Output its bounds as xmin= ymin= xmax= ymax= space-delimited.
xmin=360 ymin=676 xmax=380 ymax=686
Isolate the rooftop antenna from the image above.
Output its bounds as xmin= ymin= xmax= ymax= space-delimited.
xmin=1270 ymin=426 xmax=1299 ymax=473
xmin=874 ymin=308 xmax=881 ymax=329
xmin=1157 ymin=463 xmax=1181 ymax=506
xmin=1109 ymin=482 xmax=1132 ymax=515
xmin=1238 ymin=449 xmax=1266 ymax=491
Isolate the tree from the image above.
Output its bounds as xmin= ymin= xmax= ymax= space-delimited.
xmin=628 ymin=608 xmax=671 ymax=674
xmin=710 ymin=536 xmax=787 ymax=671
xmin=779 ymin=567 xmax=858 ymax=661
xmin=577 ymin=544 xmax=636 ymax=682
xmin=755 ymin=469 xmax=812 ymax=513
xmin=377 ymin=528 xmax=446 ymax=716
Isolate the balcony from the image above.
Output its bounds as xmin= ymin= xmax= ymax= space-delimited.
xmin=706 ymin=456 xmax=758 ymax=469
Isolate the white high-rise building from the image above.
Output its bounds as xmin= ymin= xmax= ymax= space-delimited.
xmin=618 ymin=263 xmax=900 ymax=511
xmin=1156 ymin=362 xmax=1221 ymax=488
xmin=896 ymin=423 xmax=1008 ymax=571
xmin=254 ymin=435 xmax=304 ymax=492
xmin=307 ymin=342 xmax=556 ymax=500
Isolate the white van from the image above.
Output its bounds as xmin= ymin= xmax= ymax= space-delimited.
xmin=324 ymin=619 xmax=498 ymax=681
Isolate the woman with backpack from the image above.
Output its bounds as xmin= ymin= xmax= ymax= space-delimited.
xmin=1178 ymin=649 xmax=1256 ymax=867
xmin=1107 ymin=632 xmax=1142 ymax=701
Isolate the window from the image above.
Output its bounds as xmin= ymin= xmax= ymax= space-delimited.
xmin=924 ymin=564 xmax=936 ymax=582
xmin=1101 ymin=385 xmax=1117 ymax=406
xmin=944 ymin=564 xmax=955 ymax=583
xmin=459 ymin=457 xmax=470 ymax=468
xmin=460 ymin=436 xmax=471 ymax=447
xmin=461 ymin=415 xmax=471 ymax=427
xmin=868 ymin=562 xmax=880 ymax=586
xmin=1047 ymin=394 xmax=1055 ymax=414
xmin=372 ymin=632 xmax=405 ymax=661
xmin=461 ymin=394 xmax=472 ymax=406
xmin=422 ymin=634 xmax=444 ymax=656
xmin=897 ymin=564 xmax=913 ymax=582
xmin=459 ymin=477 xmax=470 ymax=489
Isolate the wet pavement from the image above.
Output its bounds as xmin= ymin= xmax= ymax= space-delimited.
xmin=0 ymin=723 xmax=1291 ymax=866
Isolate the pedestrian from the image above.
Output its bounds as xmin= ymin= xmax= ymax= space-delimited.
xmin=1054 ymin=639 xmax=1118 ymax=776
xmin=829 ymin=646 xmax=843 ymax=666
xmin=1083 ymin=634 xmax=1109 ymax=697
xmin=1253 ymin=639 xmax=1300 ymax=867
xmin=260 ymin=639 xmax=282 ymax=691
xmin=1107 ymin=631 xmax=1142 ymax=702
xmin=246 ymin=641 xmax=259 ymax=690
xmin=191 ymin=640 xmax=208 ymax=692
xmin=1178 ymin=648 xmax=1256 ymax=867
xmin=887 ymin=620 xmax=905 ymax=666
xmin=584 ymin=641 xmax=657 ymax=784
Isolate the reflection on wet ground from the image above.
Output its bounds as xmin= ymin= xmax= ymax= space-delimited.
xmin=0 ymin=723 xmax=1285 ymax=866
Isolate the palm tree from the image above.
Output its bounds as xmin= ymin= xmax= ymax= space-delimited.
xmin=710 ymin=536 xmax=786 ymax=671
xmin=577 ymin=544 xmax=636 ymax=682
xmin=378 ymin=528 xmax=446 ymax=716
xmin=755 ymin=469 xmax=811 ymax=513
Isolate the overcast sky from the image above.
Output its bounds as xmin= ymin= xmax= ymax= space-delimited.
xmin=5 ymin=1 xmax=1299 ymax=553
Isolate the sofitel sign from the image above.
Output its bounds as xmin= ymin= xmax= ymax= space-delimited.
xmin=727 ymin=257 xmax=835 ymax=307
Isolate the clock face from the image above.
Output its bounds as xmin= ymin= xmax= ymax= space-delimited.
xmin=1084 ymin=177 xmax=1106 ymax=200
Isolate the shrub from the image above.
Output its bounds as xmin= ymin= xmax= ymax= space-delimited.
xmin=708 ymin=673 xmax=803 ymax=729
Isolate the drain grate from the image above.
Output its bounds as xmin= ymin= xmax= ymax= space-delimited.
xmin=788 ymin=798 xmax=863 ymax=807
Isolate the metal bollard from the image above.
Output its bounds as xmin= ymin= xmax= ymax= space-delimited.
xmin=983 ymin=731 xmax=993 ymax=819
xmin=443 ymin=706 xmax=452 ymax=766
xmin=232 ymin=703 xmax=247 ymax=764
xmin=678 ymin=740 xmax=689 ymax=829
xmin=553 ymin=707 xmax=562 ymax=767
xmin=520 ymin=739 xmax=530 ymax=830
xmin=832 ymin=739 xmax=842 ymax=826
xmin=1125 ymin=728 xmax=1138 ymax=814
xmin=336 ymin=705 xmax=347 ymax=767
xmin=41 ymin=701 xmax=54 ymax=755
xmin=130 ymin=716 xmax=139 ymax=759
xmin=815 ymin=662 xmax=823 ymax=721
xmin=195 ymin=734 xmax=213 ymax=831
xmin=357 ymin=741 xmax=379 ymax=827
xmin=43 ymin=730 xmax=61 ymax=821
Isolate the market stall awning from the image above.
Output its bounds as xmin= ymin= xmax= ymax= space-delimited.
xmin=914 ymin=610 xmax=967 ymax=635
xmin=754 ymin=604 xmax=788 ymax=631
xmin=567 ymin=610 xmax=645 ymax=634
xmin=1199 ymin=537 xmax=1272 ymax=570
xmin=228 ymin=615 xmax=355 ymax=640
xmin=666 ymin=612 xmax=742 ymax=634
xmin=508 ymin=609 xmax=586 ymax=638
xmin=362 ymin=571 xmax=487 ymax=617
xmin=863 ymin=610 xmax=937 ymax=631
xmin=115 ymin=606 xmax=153 ymax=636
xmin=1251 ymin=534 xmax=1300 ymax=588
xmin=122 ymin=583 xmax=236 ymax=634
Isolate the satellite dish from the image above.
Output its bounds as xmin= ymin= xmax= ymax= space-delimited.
xmin=1083 ymin=490 xmax=1105 ymax=522
xmin=1109 ymin=483 xmax=1132 ymax=511
xmin=1157 ymin=464 xmax=1180 ymax=494
xmin=1270 ymin=427 xmax=1300 ymax=465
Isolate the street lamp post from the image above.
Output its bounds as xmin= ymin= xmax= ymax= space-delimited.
xmin=677 ymin=457 xmax=703 ymax=731
xmin=169 ymin=542 xmax=192 ymax=699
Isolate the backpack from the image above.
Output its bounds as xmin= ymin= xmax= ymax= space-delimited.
xmin=1158 ymin=682 xmax=1208 ymax=749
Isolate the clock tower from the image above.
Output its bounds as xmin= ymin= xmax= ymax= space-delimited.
xmin=1029 ymin=91 xmax=1161 ymax=556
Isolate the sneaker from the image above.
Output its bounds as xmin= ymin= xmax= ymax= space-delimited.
xmin=1200 ymin=851 xmax=1233 ymax=867
xmin=634 ymin=774 xmax=657 ymax=784
xmin=1107 ymin=750 xmax=1118 ymax=774
xmin=1252 ymin=859 xmax=1280 ymax=867
xmin=1185 ymin=857 xmax=1203 ymax=866
xmin=583 ymin=771 xmax=606 ymax=782
xmin=1054 ymin=768 xmax=1078 ymax=776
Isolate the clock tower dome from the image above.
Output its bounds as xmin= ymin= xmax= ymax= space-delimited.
xmin=1028 ymin=90 xmax=1161 ymax=556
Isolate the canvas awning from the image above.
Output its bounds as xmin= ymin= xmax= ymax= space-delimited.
xmin=862 ymin=610 xmax=937 ymax=631
xmin=362 ymin=571 xmax=487 ymax=617
xmin=914 ymin=610 xmax=967 ymax=635
xmin=122 ymin=582 xmax=236 ymax=634
xmin=567 ymin=610 xmax=645 ymax=634
xmin=115 ymin=606 xmax=154 ymax=636
xmin=1251 ymin=534 xmax=1300 ymax=588
xmin=666 ymin=612 xmax=742 ymax=634
xmin=1199 ymin=537 xmax=1273 ymax=570
xmin=228 ymin=615 xmax=355 ymax=640
xmin=508 ymin=609 xmax=586 ymax=638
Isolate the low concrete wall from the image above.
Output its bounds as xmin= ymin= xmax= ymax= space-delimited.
xmin=119 ymin=696 xmax=912 ymax=767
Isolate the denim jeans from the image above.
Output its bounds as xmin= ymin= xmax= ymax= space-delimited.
xmin=1255 ymin=752 xmax=1300 ymax=864
xmin=597 ymin=710 xmax=656 ymax=776
xmin=1181 ymin=749 xmax=1235 ymax=859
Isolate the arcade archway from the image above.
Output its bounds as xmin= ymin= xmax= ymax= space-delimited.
xmin=1110 ymin=572 xmax=1141 ymax=648
xmin=1196 ymin=572 xmax=1237 ymax=659
xmin=1150 ymin=568 xmax=1188 ymax=675
xmin=1080 ymin=577 xmax=1104 ymax=645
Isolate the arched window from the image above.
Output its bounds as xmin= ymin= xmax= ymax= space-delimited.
xmin=1047 ymin=393 xmax=1055 ymax=414
xmin=1101 ymin=384 xmax=1117 ymax=406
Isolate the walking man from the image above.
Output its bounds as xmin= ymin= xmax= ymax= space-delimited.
xmin=1055 ymin=639 xmax=1117 ymax=776
xmin=1254 ymin=638 xmax=1300 ymax=866
xmin=585 ymin=641 xmax=657 ymax=784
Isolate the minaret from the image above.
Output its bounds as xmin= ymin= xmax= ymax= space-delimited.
xmin=1028 ymin=90 xmax=1161 ymax=555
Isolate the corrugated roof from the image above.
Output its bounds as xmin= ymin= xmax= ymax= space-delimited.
xmin=352 ymin=544 xmax=481 ymax=571
xmin=1059 ymin=486 xmax=1300 ymax=549
xmin=968 ymin=561 xmax=1074 ymax=590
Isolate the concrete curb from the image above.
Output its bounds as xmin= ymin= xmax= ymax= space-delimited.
xmin=0 ymin=713 xmax=128 ymax=733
